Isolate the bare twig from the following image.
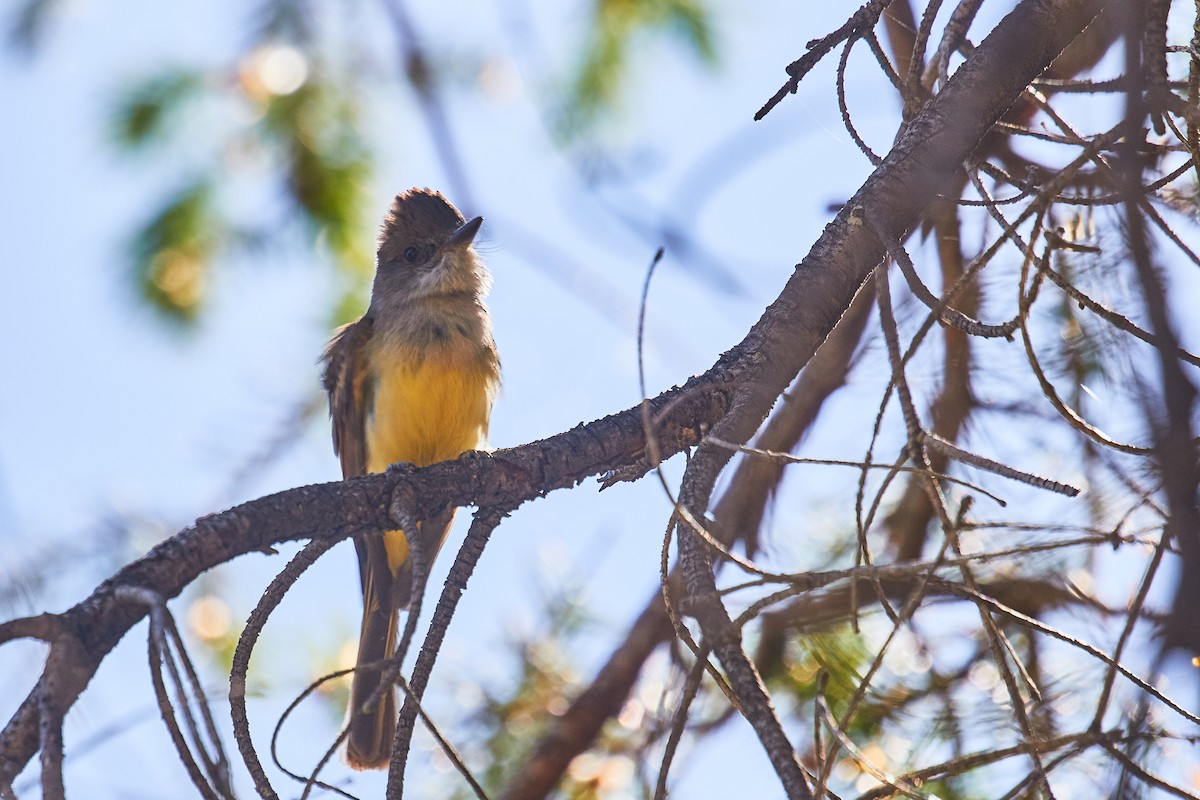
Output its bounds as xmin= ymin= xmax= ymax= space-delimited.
xmin=387 ymin=507 xmax=509 ymax=797
xmin=118 ymin=586 xmax=232 ymax=800
xmin=757 ymin=0 xmax=896 ymax=120
xmin=231 ymin=537 xmax=338 ymax=800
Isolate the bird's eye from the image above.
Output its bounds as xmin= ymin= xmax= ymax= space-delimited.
xmin=403 ymin=246 xmax=419 ymax=262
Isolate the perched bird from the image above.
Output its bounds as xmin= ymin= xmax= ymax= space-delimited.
xmin=321 ymin=188 xmax=501 ymax=769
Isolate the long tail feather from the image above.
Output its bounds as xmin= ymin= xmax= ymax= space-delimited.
xmin=345 ymin=509 xmax=456 ymax=770
xmin=346 ymin=540 xmax=399 ymax=770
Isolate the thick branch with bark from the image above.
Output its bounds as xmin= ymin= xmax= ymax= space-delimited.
xmin=0 ymin=382 xmax=724 ymax=789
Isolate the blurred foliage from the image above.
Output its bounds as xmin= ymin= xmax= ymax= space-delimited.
xmin=11 ymin=0 xmax=375 ymax=327
xmin=784 ymin=629 xmax=870 ymax=708
xmin=131 ymin=180 xmax=224 ymax=322
xmin=5 ymin=0 xmax=723 ymax=327
xmin=261 ymin=78 xmax=373 ymax=280
xmin=455 ymin=593 xmax=585 ymax=797
xmin=450 ymin=592 xmax=642 ymax=800
xmin=110 ymin=52 xmax=373 ymax=326
xmin=110 ymin=68 xmax=206 ymax=150
xmin=765 ymin=626 xmax=899 ymax=741
xmin=186 ymin=590 xmax=241 ymax=670
xmin=560 ymin=0 xmax=718 ymax=138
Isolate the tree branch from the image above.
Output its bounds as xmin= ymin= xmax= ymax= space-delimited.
xmin=0 ymin=381 xmax=726 ymax=789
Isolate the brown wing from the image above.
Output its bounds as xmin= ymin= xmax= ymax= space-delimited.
xmin=321 ymin=315 xmax=374 ymax=479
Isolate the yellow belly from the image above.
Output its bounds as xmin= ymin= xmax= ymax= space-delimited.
xmin=365 ymin=345 xmax=496 ymax=571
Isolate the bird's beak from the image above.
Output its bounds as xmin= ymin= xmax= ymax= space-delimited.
xmin=446 ymin=216 xmax=483 ymax=249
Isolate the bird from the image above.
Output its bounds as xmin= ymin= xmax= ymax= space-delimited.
xmin=321 ymin=188 xmax=501 ymax=769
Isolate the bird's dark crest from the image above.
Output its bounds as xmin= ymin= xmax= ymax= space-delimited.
xmin=378 ymin=188 xmax=465 ymax=262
